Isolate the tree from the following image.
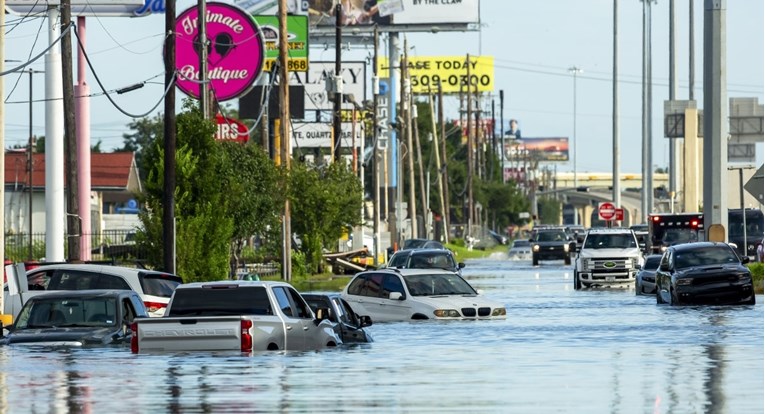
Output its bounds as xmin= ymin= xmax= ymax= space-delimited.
xmin=121 ymin=113 xmax=164 ymax=181
xmin=138 ymin=102 xmax=233 ymax=281
xmin=289 ymin=161 xmax=363 ymax=273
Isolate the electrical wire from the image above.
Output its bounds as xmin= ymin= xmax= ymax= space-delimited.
xmin=0 ymin=22 xmax=72 ymax=77
xmin=3 ymin=9 xmax=47 ymax=104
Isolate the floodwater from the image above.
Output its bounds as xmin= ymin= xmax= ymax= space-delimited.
xmin=0 ymin=256 xmax=762 ymax=413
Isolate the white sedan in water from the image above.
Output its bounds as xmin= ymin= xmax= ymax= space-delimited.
xmin=508 ymin=239 xmax=532 ymax=260
xmin=341 ymin=268 xmax=507 ymax=322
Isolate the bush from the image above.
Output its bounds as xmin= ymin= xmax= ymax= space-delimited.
xmin=748 ymin=262 xmax=763 ymax=294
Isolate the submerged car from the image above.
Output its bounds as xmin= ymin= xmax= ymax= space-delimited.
xmin=635 ymin=254 xmax=663 ymax=295
xmin=508 ymin=239 xmax=532 ymax=260
xmin=302 ymin=293 xmax=373 ymax=343
xmin=0 ymin=290 xmax=147 ymax=346
xmin=387 ymin=248 xmax=465 ymax=275
xmin=655 ymin=242 xmax=755 ymax=306
xmin=342 ymin=268 xmax=506 ymax=322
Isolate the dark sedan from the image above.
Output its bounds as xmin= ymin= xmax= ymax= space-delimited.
xmin=1 ymin=290 xmax=147 ymax=346
xmin=655 ymin=242 xmax=755 ymax=306
xmin=635 ymin=254 xmax=663 ymax=295
xmin=302 ymin=293 xmax=373 ymax=343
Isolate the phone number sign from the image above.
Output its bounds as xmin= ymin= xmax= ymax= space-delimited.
xmin=378 ymin=56 xmax=494 ymax=94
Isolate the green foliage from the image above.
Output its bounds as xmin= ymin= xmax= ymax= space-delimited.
xmin=748 ymin=262 xmax=763 ymax=294
xmin=121 ymin=113 xmax=164 ymax=182
xmin=291 ymin=250 xmax=308 ymax=278
xmin=289 ymin=161 xmax=363 ymax=273
xmin=537 ymin=196 xmax=562 ymax=225
xmin=137 ymin=101 xmax=235 ymax=281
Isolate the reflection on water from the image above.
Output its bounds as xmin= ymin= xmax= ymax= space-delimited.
xmin=0 ymin=259 xmax=761 ymax=413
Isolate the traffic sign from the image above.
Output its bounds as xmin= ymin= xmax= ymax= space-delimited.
xmin=598 ymin=202 xmax=616 ymax=221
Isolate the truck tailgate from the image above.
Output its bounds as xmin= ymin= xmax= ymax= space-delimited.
xmin=136 ymin=316 xmax=245 ymax=352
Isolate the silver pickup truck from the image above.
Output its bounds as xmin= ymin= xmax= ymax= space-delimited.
xmin=131 ymin=281 xmax=341 ymax=353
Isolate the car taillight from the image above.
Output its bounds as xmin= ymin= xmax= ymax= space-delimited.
xmin=690 ymin=220 xmax=698 ymax=228
xmin=241 ymin=320 xmax=253 ymax=352
xmin=144 ymin=301 xmax=167 ymax=313
xmin=130 ymin=322 xmax=138 ymax=354
xmin=652 ymin=216 xmax=660 ymax=222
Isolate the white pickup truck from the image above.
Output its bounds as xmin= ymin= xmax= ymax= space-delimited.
xmin=573 ymin=228 xmax=644 ymax=289
xmin=131 ymin=281 xmax=341 ymax=353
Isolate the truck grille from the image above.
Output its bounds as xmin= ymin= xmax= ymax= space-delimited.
xmin=589 ymin=258 xmax=633 ymax=272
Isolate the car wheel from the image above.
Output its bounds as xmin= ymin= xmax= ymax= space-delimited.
xmin=564 ymin=255 xmax=571 ymax=265
xmin=574 ymin=271 xmax=582 ymax=290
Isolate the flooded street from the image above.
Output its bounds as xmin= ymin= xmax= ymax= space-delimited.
xmin=0 ymin=256 xmax=762 ymax=413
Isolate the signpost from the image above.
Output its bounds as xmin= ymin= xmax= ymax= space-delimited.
xmin=598 ymin=202 xmax=616 ymax=221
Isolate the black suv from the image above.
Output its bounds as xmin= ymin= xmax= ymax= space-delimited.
xmin=531 ymin=229 xmax=574 ymax=266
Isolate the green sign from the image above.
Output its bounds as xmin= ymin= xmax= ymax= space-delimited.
xmin=253 ymin=15 xmax=309 ymax=72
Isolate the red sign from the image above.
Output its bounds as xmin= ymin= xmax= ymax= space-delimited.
xmin=598 ymin=202 xmax=616 ymax=221
xmin=615 ymin=208 xmax=624 ymax=221
xmin=214 ymin=114 xmax=249 ymax=143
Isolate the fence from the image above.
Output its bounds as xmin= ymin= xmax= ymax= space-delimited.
xmin=5 ymin=230 xmax=146 ymax=263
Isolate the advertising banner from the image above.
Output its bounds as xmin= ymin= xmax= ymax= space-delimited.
xmin=214 ymin=114 xmax=249 ymax=143
xmin=254 ymin=15 xmax=309 ymax=72
xmin=175 ymin=2 xmax=266 ymax=101
xmin=378 ymin=56 xmax=494 ymax=93
xmin=6 ymin=0 xmax=143 ymax=16
xmin=291 ymin=122 xmax=365 ymax=149
xmin=304 ymin=0 xmax=478 ymax=28
xmin=504 ymin=137 xmax=570 ymax=162
xmin=291 ymin=61 xmax=367 ymax=111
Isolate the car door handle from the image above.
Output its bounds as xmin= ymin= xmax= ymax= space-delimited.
xmin=286 ymin=325 xmax=292 ymax=330
xmin=303 ymin=326 xmax=309 ymax=331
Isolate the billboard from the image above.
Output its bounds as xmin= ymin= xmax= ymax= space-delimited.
xmin=378 ymin=56 xmax=494 ymax=94
xmin=504 ymin=138 xmax=570 ymax=162
xmin=305 ymin=0 xmax=479 ymax=31
xmin=291 ymin=122 xmax=365 ymax=149
xmin=175 ymin=2 xmax=266 ymax=101
xmin=6 ymin=0 xmax=143 ymax=16
xmin=292 ymin=61 xmax=367 ymax=112
xmin=254 ymin=15 xmax=310 ymax=72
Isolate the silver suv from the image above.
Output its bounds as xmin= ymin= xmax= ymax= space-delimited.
xmin=4 ymin=264 xmax=182 ymax=320
xmin=573 ymin=228 xmax=643 ymax=289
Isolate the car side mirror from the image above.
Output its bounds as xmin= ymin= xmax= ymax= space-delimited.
xmin=528 ymin=238 xmax=533 ymax=242
xmin=741 ymin=256 xmax=750 ymax=264
xmin=458 ymin=262 xmax=466 ymax=269
xmin=359 ymin=315 xmax=373 ymax=327
xmin=388 ymin=292 xmax=404 ymax=301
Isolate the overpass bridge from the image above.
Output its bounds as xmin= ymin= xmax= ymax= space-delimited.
xmin=535 ymin=172 xmax=669 ymax=227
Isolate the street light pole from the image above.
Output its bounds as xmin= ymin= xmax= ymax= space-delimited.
xmin=569 ymin=66 xmax=582 ymax=226
xmin=28 ymin=68 xmax=44 ymax=260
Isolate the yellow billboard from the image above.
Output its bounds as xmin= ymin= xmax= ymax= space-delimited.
xmin=378 ymin=56 xmax=494 ymax=94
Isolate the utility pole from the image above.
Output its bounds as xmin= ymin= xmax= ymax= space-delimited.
xmin=641 ymin=0 xmax=655 ymax=219
xmin=689 ymin=0 xmax=695 ymax=101
xmin=668 ymin=0 xmax=677 ymax=213
xmin=61 ymin=0 xmax=80 ymax=261
xmin=199 ymin=0 xmax=208 ymax=118
xmin=28 ymin=69 xmax=43 ymax=260
xmin=332 ymin=3 xmax=342 ymax=162
xmin=500 ymin=90 xmax=505 ymax=183
xmin=430 ymin=90 xmax=447 ymax=243
xmin=279 ymin=0 xmax=292 ymax=281
xmin=466 ymin=53 xmax=474 ymax=238
xmin=402 ymin=38 xmax=416 ymax=239
xmin=163 ymin=0 xmax=177 ymax=273
xmin=413 ymin=100 xmax=427 ymax=238
xmin=372 ymin=26 xmax=381 ymax=265
xmin=613 ymin=0 xmax=621 ymax=216
xmin=438 ymin=83 xmax=450 ymax=241
xmin=491 ymin=98 xmax=496 ymax=181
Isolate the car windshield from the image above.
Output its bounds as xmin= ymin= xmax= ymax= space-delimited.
xmin=674 ymin=246 xmax=741 ymax=269
xmin=404 ymin=274 xmax=477 ymax=296
xmin=535 ymin=231 xmax=566 ymax=242
xmin=662 ymin=229 xmax=698 ymax=245
xmin=403 ymin=239 xmax=428 ymax=249
xmin=408 ymin=253 xmax=456 ymax=270
xmin=15 ymin=297 xmax=118 ymax=329
xmin=512 ymin=240 xmax=530 ymax=248
xmin=583 ymin=234 xmax=637 ymax=249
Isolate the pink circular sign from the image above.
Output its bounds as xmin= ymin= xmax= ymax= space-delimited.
xmin=175 ymin=2 xmax=265 ymax=101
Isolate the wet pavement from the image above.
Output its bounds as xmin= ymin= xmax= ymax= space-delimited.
xmin=0 ymin=255 xmax=761 ymax=413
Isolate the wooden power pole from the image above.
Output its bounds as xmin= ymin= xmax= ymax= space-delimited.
xmin=61 ymin=0 xmax=80 ymax=261
xmin=278 ymin=0 xmax=292 ymax=281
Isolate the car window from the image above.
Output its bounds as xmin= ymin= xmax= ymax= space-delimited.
xmin=139 ymin=273 xmax=182 ymax=298
xmin=348 ymin=273 xmax=385 ymax=298
xmin=382 ymin=274 xmax=405 ymax=298
xmin=122 ymin=298 xmax=137 ymax=323
xmin=389 ymin=253 xmax=409 ymax=268
xmin=512 ymin=240 xmax=530 ymax=248
xmin=674 ymin=246 xmax=740 ymax=269
xmin=643 ymin=255 xmax=662 ymax=270
xmin=27 ymin=270 xmax=54 ymax=290
xmin=168 ymin=286 xmax=273 ymax=316
xmin=95 ymin=274 xmax=132 ymax=290
xmin=286 ymin=287 xmax=312 ymax=319
xmin=48 ymin=270 xmax=100 ymax=290
xmin=330 ymin=297 xmax=350 ymax=324
xmin=272 ymin=287 xmax=294 ymax=317
xmin=536 ymin=231 xmax=565 ymax=242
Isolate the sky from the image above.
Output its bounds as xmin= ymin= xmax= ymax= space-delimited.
xmin=3 ymin=0 xmax=764 ymax=175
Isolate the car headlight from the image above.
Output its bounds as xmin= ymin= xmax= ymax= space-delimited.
xmin=492 ymin=307 xmax=507 ymax=316
xmin=532 ymin=245 xmax=540 ymax=252
xmin=564 ymin=244 xmax=570 ymax=252
xmin=738 ymin=274 xmax=752 ymax=283
xmin=660 ymin=246 xmax=668 ymax=252
xmin=676 ymin=278 xmax=693 ymax=286
xmin=433 ymin=309 xmax=460 ymax=318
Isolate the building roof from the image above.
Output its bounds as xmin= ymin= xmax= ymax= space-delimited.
xmin=4 ymin=151 xmax=140 ymax=193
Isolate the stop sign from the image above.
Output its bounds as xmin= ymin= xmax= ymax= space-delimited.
xmin=598 ymin=202 xmax=616 ymax=221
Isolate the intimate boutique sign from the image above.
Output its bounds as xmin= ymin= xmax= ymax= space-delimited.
xmin=175 ymin=2 xmax=265 ymax=101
